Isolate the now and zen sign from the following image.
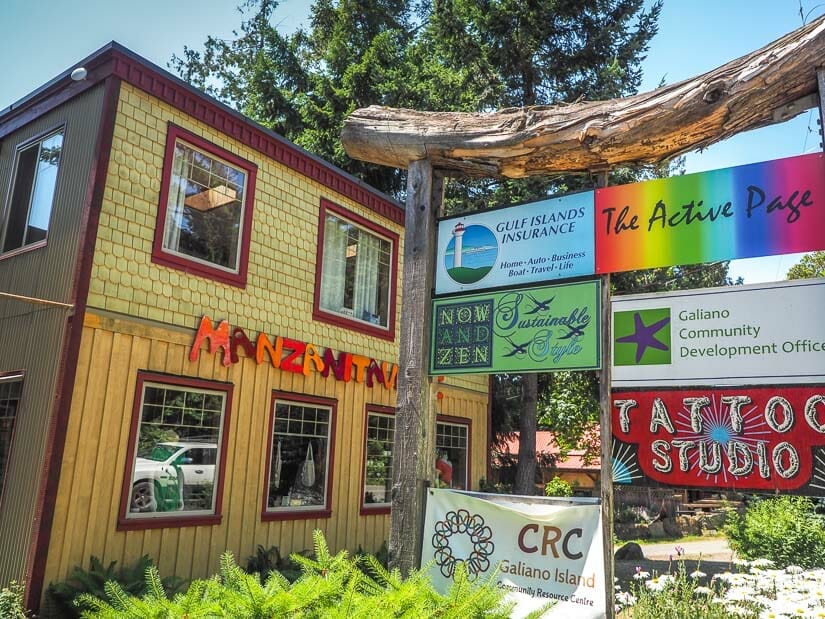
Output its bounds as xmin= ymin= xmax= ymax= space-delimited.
xmin=430 ymin=280 xmax=601 ymax=375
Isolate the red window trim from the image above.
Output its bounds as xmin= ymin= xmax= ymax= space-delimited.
xmin=117 ymin=371 xmax=234 ymax=531
xmin=360 ymin=404 xmax=395 ymax=516
xmin=313 ymin=198 xmax=399 ymax=342
xmin=0 ymin=370 xmax=25 ymax=509
xmin=151 ymin=123 xmax=257 ymax=288
xmin=436 ymin=414 xmax=472 ymax=492
xmin=261 ymin=391 xmax=337 ymax=522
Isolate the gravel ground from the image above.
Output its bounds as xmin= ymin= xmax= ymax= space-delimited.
xmin=614 ymin=536 xmax=736 ymax=593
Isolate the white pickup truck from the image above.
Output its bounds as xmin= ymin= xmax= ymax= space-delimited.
xmin=130 ymin=441 xmax=217 ymax=513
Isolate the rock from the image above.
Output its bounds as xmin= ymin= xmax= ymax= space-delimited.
xmin=614 ymin=522 xmax=651 ymax=540
xmin=699 ymin=512 xmax=727 ymax=530
xmin=648 ymin=521 xmax=666 ymax=538
xmin=662 ymin=517 xmax=682 ymax=537
xmin=676 ymin=515 xmax=702 ymax=536
xmin=615 ymin=542 xmax=645 ymax=561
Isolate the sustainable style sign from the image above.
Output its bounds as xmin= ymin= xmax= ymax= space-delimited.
xmin=611 ymin=385 xmax=825 ymax=495
xmin=430 ymin=280 xmax=601 ymax=375
xmin=434 ymin=191 xmax=595 ymax=295
xmin=611 ymin=278 xmax=825 ymax=387
xmin=595 ymin=152 xmax=825 ymax=274
xmin=422 ymin=489 xmax=605 ymax=619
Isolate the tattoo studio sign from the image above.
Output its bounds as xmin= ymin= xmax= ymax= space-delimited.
xmin=612 ymin=278 xmax=825 ymax=387
xmin=611 ymin=386 xmax=825 ymax=494
xmin=430 ymin=280 xmax=601 ymax=375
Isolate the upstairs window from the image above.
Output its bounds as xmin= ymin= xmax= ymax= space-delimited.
xmin=2 ymin=129 xmax=64 ymax=254
xmin=153 ymin=125 xmax=256 ymax=287
xmin=315 ymin=200 xmax=398 ymax=339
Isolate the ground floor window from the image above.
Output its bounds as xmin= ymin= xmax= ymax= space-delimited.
xmin=0 ymin=375 xmax=22 ymax=505
xmin=436 ymin=419 xmax=469 ymax=490
xmin=121 ymin=373 xmax=231 ymax=526
xmin=363 ymin=407 xmax=394 ymax=510
xmin=265 ymin=393 xmax=335 ymax=518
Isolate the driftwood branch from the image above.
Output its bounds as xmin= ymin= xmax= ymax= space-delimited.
xmin=342 ymin=15 xmax=825 ymax=178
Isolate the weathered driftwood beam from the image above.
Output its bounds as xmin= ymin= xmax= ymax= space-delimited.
xmin=342 ymin=15 xmax=825 ymax=178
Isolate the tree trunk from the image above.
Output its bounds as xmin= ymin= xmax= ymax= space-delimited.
xmin=513 ymin=373 xmax=538 ymax=495
xmin=341 ymin=15 xmax=825 ymax=178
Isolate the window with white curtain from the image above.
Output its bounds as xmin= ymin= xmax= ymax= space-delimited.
xmin=161 ymin=139 xmax=246 ymax=272
xmin=319 ymin=212 xmax=392 ymax=328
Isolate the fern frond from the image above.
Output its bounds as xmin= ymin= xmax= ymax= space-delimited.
xmin=144 ymin=565 xmax=166 ymax=601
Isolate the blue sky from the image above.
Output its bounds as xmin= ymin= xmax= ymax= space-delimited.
xmin=1 ymin=0 xmax=822 ymax=283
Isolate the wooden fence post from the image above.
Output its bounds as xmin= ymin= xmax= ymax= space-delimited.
xmin=389 ymin=159 xmax=442 ymax=574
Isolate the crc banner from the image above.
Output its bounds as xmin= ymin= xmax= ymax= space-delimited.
xmin=434 ymin=191 xmax=595 ymax=295
xmin=430 ymin=280 xmax=601 ymax=375
xmin=422 ymin=489 xmax=605 ymax=619
xmin=612 ymin=278 xmax=825 ymax=387
xmin=596 ymin=153 xmax=825 ymax=274
xmin=611 ymin=386 xmax=825 ymax=495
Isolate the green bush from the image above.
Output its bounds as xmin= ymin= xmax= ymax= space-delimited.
xmin=723 ymin=495 xmax=825 ymax=569
xmin=0 ymin=581 xmax=28 ymax=618
xmin=46 ymin=554 xmax=184 ymax=617
xmin=76 ymin=530 xmax=551 ymax=618
xmin=544 ymin=476 xmax=573 ymax=497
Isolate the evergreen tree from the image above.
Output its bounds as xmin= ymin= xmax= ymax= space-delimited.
xmin=174 ymin=1 xmax=741 ymax=493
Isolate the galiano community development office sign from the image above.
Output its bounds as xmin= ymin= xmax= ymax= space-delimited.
xmin=422 ymin=489 xmax=605 ymax=619
xmin=611 ymin=279 xmax=825 ymax=387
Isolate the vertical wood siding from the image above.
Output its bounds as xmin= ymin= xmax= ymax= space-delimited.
xmin=0 ymin=85 xmax=105 ymax=586
xmin=41 ymin=313 xmax=484 ymax=592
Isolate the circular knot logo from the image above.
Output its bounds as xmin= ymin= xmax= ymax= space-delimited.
xmin=431 ymin=509 xmax=495 ymax=579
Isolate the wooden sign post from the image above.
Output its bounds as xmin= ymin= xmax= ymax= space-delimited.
xmin=596 ymin=171 xmax=615 ymax=619
xmin=389 ymin=159 xmax=443 ymax=573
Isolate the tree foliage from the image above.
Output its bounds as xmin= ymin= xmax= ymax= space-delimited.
xmin=171 ymin=0 xmax=662 ymax=201
xmin=724 ymin=496 xmax=825 ymax=569
xmin=787 ymin=251 xmax=825 ymax=279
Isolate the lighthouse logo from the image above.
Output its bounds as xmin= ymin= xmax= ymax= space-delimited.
xmin=444 ymin=223 xmax=498 ymax=285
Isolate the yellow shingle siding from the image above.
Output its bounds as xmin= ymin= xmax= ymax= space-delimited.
xmin=89 ymin=82 xmax=403 ymax=361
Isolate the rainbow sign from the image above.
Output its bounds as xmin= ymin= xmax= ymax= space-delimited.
xmin=595 ymin=153 xmax=825 ymax=274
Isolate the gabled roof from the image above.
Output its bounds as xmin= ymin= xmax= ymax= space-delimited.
xmin=0 ymin=42 xmax=403 ymax=224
